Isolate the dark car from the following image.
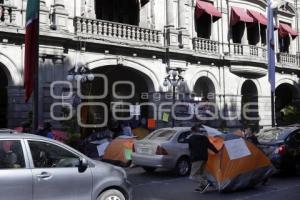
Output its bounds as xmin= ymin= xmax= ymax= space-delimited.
xmin=257 ymin=127 xmax=300 ymax=173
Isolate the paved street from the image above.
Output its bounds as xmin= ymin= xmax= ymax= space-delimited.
xmin=126 ymin=167 xmax=300 ymax=200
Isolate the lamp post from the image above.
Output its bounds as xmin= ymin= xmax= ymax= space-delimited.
xmin=66 ymin=64 xmax=95 ymax=82
xmin=66 ymin=63 xmax=94 ymax=109
xmin=163 ymin=69 xmax=184 ymax=127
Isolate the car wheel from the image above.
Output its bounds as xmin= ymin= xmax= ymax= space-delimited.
xmin=97 ymin=189 xmax=125 ymax=200
xmin=175 ymin=157 xmax=191 ymax=176
xmin=142 ymin=166 xmax=156 ymax=173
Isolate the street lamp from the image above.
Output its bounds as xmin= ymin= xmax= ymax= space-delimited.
xmin=67 ymin=64 xmax=95 ymax=83
xmin=163 ymin=69 xmax=184 ymax=127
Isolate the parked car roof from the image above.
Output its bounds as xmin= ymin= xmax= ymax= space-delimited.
xmin=257 ymin=126 xmax=299 ymax=143
xmin=0 ymin=129 xmax=18 ymax=134
xmin=0 ymin=132 xmax=49 ymax=140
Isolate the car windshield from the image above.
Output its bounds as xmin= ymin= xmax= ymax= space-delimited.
xmin=148 ymin=129 xmax=177 ymax=141
xmin=257 ymin=128 xmax=285 ymax=143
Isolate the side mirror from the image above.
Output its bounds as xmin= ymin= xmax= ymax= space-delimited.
xmin=78 ymin=158 xmax=88 ymax=173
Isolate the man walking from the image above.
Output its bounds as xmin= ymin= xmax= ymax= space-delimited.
xmin=185 ymin=125 xmax=219 ymax=193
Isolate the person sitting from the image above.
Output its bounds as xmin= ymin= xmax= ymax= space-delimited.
xmin=0 ymin=141 xmax=20 ymax=169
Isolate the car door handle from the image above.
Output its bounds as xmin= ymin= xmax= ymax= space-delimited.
xmin=36 ymin=172 xmax=52 ymax=179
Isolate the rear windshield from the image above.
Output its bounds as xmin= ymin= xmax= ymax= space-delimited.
xmin=148 ymin=129 xmax=177 ymax=141
xmin=257 ymin=128 xmax=285 ymax=143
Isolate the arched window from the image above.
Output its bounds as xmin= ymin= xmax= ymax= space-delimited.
xmin=278 ymin=22 xmax=298 ymax=53
xmin=194 ymin=0 xmax=221 ymax=39
xmin=247 ymin=24 xmax=260 ymax=45
xmin=196 ymin=13 xmax=211 ymax=39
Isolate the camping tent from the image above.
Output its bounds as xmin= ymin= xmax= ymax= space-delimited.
xmin=132 ymin=127 xmax=150 ymax=139
xmin=102 ymin=136 xmax=135 ymax=167
xmin=206 ymin=134 xmax=274 ymax=192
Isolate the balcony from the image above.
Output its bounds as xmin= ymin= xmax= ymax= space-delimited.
xmin=0 ymin=4 xmax=17 ymax=26
xmin=277 ymin=53 xmax=300 ymax=68
xmin=228 ymin=43 xmax=267 ymax=63
xmin=74 ymin=17 xmax=162 ymax=47
xmin=192 ymin=37 xmax=219 ymax=58
xmin=227 ymin=43 xmax=268 ymax=77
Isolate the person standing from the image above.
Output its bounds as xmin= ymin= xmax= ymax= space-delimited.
xmin=245 ymin=126 xmax=259 ymax=146
xmin=38 ymin=121 xmax=54 ymax=139
xmin=185 ymin=125 xmax=219 ymax=193
xmin=121 ymin=122 xmax=133 ymax=137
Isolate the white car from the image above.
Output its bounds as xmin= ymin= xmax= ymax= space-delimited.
xmin=132 ymin=127 xmax=192 ymax=176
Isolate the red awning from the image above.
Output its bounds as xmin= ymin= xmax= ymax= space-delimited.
xmin=195 ymin=0 xmax=222 ymax=22
xmin=279 ymin=23 xmax=298 ymax=38
xmin=247 ymin=10 xmax=267 ymax=26
xmin=230 ymin=7 xmax=254 ymax=26
xmin=140 ymin=0 xmax=149 ymax=6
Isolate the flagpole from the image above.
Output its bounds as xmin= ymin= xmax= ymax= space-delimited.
xmin=271 ymin=91 xmax=275 ymax=127
xmin=32 ymin=0 xmax=40 ymax=133
xmin=267 ymin=0 xmax=276 ymax=127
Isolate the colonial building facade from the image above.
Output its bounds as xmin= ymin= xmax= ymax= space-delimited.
xmin=0 ymin=0 xmax=300 ymax=129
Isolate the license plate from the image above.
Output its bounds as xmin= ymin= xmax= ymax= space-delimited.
xmin=139 ymin=148 xmax=151 ymax=154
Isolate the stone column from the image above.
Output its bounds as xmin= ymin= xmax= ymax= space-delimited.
xmin=40 ymin=0 xmax=50 ymax=29
xmin=52 ymin=0 xmax=69 ymax=31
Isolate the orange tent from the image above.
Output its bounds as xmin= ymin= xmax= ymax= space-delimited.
xmin=206 ymin=134 xmax=273 ymax=192
xmin=132 ymin=127 xmax=150 ymax=140
xmin=102 ymin=136 xmax=135 ymax=167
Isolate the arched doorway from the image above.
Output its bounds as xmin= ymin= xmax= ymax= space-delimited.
xmin=95 ymin=0 xmax=140 ymax=25
xmin=80 ymin=65 xmax=155 ymax=133
xmin=0 ymin=63 xmax=8 ymax=128
xmin=241 ymin=80 xmax=259 ymax=127
xmin=193 ymin=77 xmax=216 ymax=126
xmin=275 ymin=83 xmax=299 ymax=125
xmin=193 ymin=77 xmax=215 ymax=101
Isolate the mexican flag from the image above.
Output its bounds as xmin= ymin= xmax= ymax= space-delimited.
xmin=24 ymin=0 xmax=39 ymax=102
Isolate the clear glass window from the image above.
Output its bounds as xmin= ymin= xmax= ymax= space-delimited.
xmin=148 ymin=129 xmax=177 ymax=141
xmin=0 ymin=140 xmax=25 ymax=169
xmin=28 ymin=141 xmax=80 ymax=168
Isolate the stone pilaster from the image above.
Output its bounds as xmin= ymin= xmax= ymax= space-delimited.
xmin=88 ymin=0 xmax=96 ymax=18
xmin=178 ymin=0 xmax=186 ymax=29
xmin=40 ymin=0 xmax=50 ymax=29
xmin=178 ymin=0 xmax=189 ymax=49
xmin=52 ymin=0 xmax=68 ymax=31
xmin=258 ymin=96 xmax=272 ymax=127
xmin=165 ymin=0 xmax=178 ymax=47
xmin=296 ymin=2 xmax=300 ymax=53
xmin=166 ymin=26 xmax=179 ymax=48
xmin=166 ymin=0 xmax=175 ymax=27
